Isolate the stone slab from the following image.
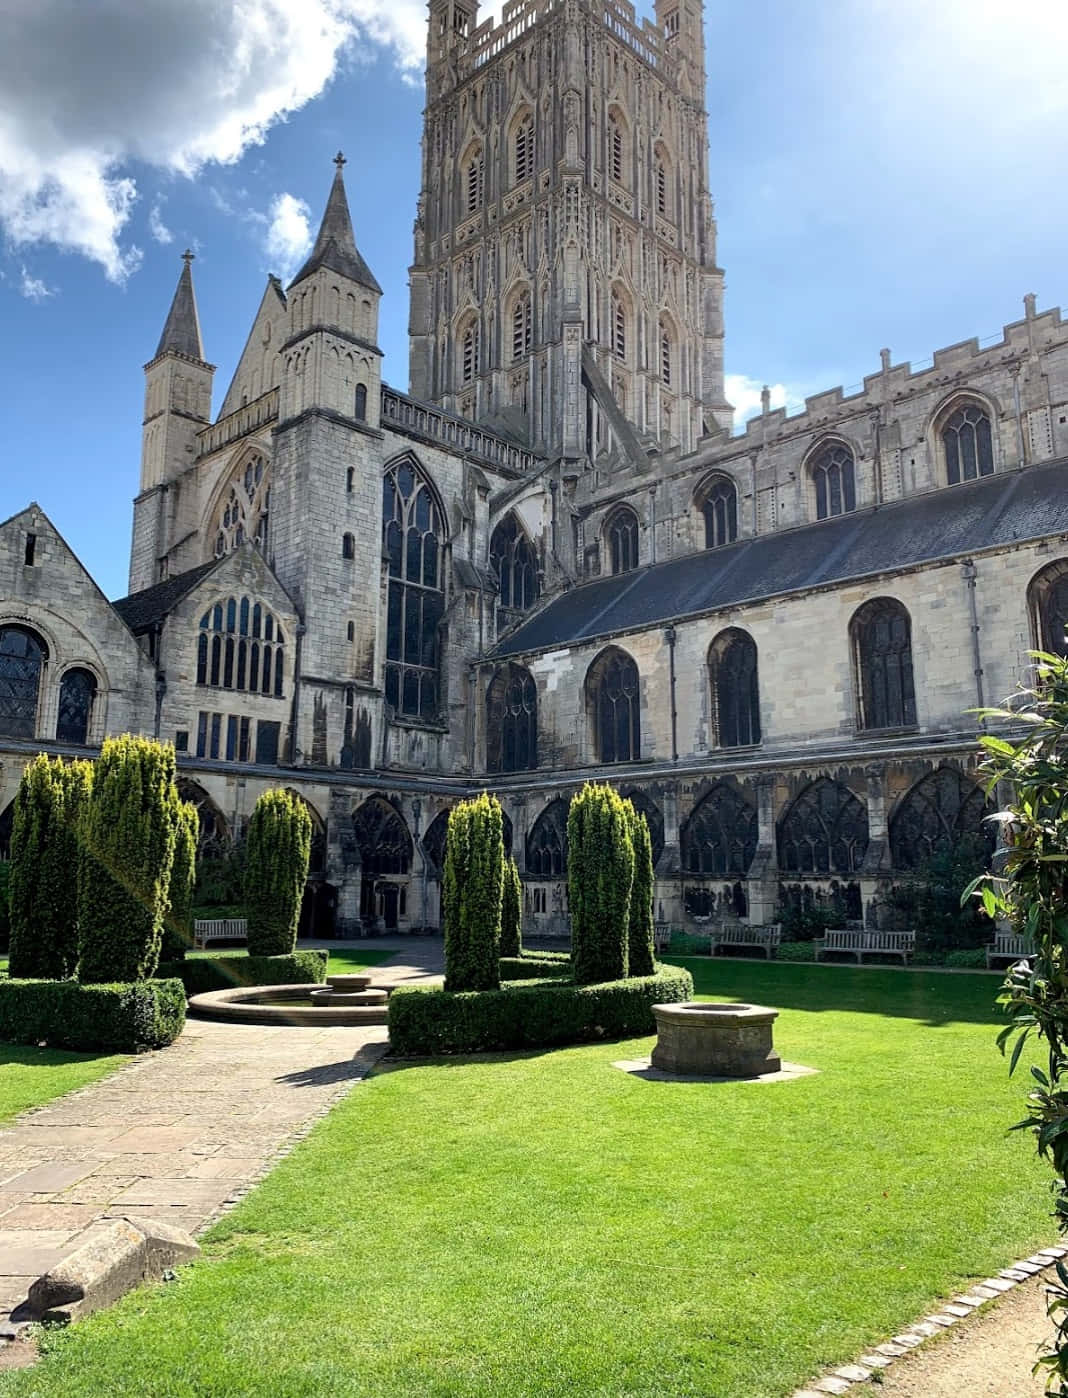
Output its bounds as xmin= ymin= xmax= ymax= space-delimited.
xmin=611 ymin=1057 xmax=819 ymax=1085
xmin=6 ymin=1162 xmax=96 ymax=1194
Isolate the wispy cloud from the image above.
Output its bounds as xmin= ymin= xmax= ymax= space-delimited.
xmin=148 ymin=199 xmax=173 ymax=245
xmin=19 ymin=266 xmax=56 ymax=301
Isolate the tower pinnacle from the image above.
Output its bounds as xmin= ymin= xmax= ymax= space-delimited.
xmin=154 ymin=251 xmax=205 ymax=361
xmin=289 ymin=155 xmax=381 ymax=294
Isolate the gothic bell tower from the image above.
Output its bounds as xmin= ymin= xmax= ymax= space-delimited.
xmin=408 ymin=0 xmax=732 ymax=464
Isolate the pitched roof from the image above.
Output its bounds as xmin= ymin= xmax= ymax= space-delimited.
xmin=289 ymin=157 xmax=382 ymax=294
xmin=111 ymin=560 xmax=219 ymax=633
xmin=493 ymin=458 xmax=1068 ymax=658
xmin=155 ymin=253 xmax=205 ymax=361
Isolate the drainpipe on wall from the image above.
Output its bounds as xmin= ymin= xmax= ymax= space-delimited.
xmin=665 ymin=625 xmax=679 ymax=762
xmin=961 ymin=559 xmax=985 ymax=724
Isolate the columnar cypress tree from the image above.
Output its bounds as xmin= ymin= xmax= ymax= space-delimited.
xmin=9 ymin=755 xmax=91 ymax=979
xmin=567 ymin=783 xmax=635 ymax=984
xmin=244 ymin=789 xmax=311 ymax=956
xmin=500 ymin=855 xmax=523 ymax=958
xmin=626 ymin=805 xmax=656 ymax=978
xmin=78 ymin=736 xmax=178 ymax=984
xmin=443 ymin=793 xmax=504 ymax=991
xmin=161 ymin=799 xmax=199 ymax=962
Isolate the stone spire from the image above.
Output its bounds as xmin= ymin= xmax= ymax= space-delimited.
xmin=289 ymin=153 xmax=382 ymax=293
xmin=154 ymin=250 xmax=205 ymax=361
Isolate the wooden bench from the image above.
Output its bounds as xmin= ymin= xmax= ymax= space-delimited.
xmin=653 ymin=923 xmax=671 ymax=953
xmin=193 ymin=918 xmax=249 ymax=949
xmin=709 ymin=923 xmax=782 ymax=959
xmin=816 ymin=928 xmax=915 ymax=964
xmin=986 ymin=930 xmax=1035 ymax=968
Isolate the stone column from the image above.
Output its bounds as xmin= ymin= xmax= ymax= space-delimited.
xmin=859 ymin=766 xmax=891 ymax=927
xmin=328 ymin=788 xmax=360 ymax=937
xmin=746 ymin=776 xmax=779 ymax=925
xmin=656 ymin=782 xmax=683 ymax=926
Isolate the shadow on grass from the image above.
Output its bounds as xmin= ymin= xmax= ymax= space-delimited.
xmin=0 ymin=1043 xmax=115 ymax=1069
xmin=666 ymin=956 xmax=1007 ymax=1027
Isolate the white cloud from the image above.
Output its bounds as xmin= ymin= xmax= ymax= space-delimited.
xmin=725 ymin=375 xmax=789 ymax=430
xmin=263 ymin=192 xmax=313 ymax=280
xmin=19 ymin=266 xmax=56 ymax=301
xmin=148 ymin=199 xmax=173 ymax=245
xmin=0 ymin=0 xmax=428 ymax=281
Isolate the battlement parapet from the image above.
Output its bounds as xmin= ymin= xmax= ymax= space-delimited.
xmin=196 ymin=388 xmax=278 ymax=460
xmin=467 ymin=0 xmax=669 ymax=73
xmin=381 ymin=385 xmax=538 ymax=476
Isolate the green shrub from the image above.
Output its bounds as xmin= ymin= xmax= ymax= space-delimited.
xmin=191 ymin=903 xmax=245 ymax=922
xmin=626 ymin=805 xmax=655 ymax=978
xmin=245 ymin=789 xmax=311 ymax=957
xmin=161 ymin=800 xmax=198 ymax=963
xmin=568 ymin=783 xmax=634 ymax=984
xmin=885 ymin=834 xmax=993 ymax=954
xmin=775 ymin=940 xmax=818 ymax=963
xmin=389 ymin=964 xmax=693 ymax=1056
xmin=78 ymin=737 xmax=178 ymax=985
xmin=944 ymin=947 xmax=989 ymax=970
xmin=444 ymin=794 xmax=504 ymax=992
xmin=0 ymin=860 xmax=9 ymax=955
xmin=159 ymin=950 xmax=328 ymax=996
xmin=0 ymin=977 xmax=185 ymax=1051
xmin=9 ymin=755 xmax=92 ymax=980
xmin=666 ymin=930 xmax=710 ymax=956
xmin=499 ymin=955 xmax=572 ymax=981
xmin=520 ymin=947 xmax=570 ymax=961
xmin=194 ymin=848 xmax=246 ymax=909
xmin=775 ymin=903 xmax=840 ymax=942
xmin=500 ymin=856 xmax=522 ymax=959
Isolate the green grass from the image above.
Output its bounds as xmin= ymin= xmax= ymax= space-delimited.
xmin=321 ymin=948 xmax=398 ymax=977
xmin=0 ymin=961 xmax=1050 ymax=1398
xmin=0 ymin=1044 xmax=128 ymax=1125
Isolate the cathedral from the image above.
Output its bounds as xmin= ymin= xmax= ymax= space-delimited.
xmin=3 ymin=0 xmax=1068 ymax=938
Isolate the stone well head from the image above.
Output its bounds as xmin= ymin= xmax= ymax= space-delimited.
xmin=650 ymin=1001 xmax=781 ymax=1078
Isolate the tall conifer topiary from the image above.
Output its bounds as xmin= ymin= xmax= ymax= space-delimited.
xmin=626 ymin=804 xmax=656 ymax=977
xmin=499 ymin=854 xmax=523 ymax=958
xmin=78 ymin=736 xmax=178 ymax=984
xmin=244 ymin=789 xmax=311 ymax=956
xmin=567 ymin=783 xmax=635 ymax=984
xmin=9 ymin=755 xmax=91 ymax=979
xmin=443 ymin=793 xmax=504 ymax=991
xmin=162 ymin=799 xmax=199 ymax=962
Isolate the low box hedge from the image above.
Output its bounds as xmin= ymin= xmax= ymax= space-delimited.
xmin=0 ymin=978 xmax=186 ymax=1052
xmin=389 ymin=963 xmax=694 ymax=1056
xmin=157 ymin=950 xmax=328 ymax=997
xmin=499 ymin=955 xmax=573 ymax=980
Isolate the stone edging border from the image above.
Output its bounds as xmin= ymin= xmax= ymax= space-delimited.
xmin=790 ymin=1244 xmax=1067 ymax=1396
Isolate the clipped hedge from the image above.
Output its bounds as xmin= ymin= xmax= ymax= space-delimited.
xmin=0 ymin=978 xmax=186 ymax=1052
xmin=158 ymin=950 xmax=328 ymax=997
xmin=389 ymin=963 xmax=693 ymax=1056
xmin=499 ymin=955 xmax=573 ymax=981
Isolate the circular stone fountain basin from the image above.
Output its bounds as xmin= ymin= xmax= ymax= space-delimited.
xmin=309 ymin=986 xmax=388 ymax=1006
xmin=650 ymin=1001 xmax=781 ymax=1078
xmin=188 ymin=982 xmax=390 ymax=1027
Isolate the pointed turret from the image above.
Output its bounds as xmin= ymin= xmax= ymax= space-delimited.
xmin=155 ymin=250 xmax=206 ymax=361
xmin=289 ymin=153 xmax=382 ymax=294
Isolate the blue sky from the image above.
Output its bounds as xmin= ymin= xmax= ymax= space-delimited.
xmin=2 ymin=0 xmax=1066 ymax=600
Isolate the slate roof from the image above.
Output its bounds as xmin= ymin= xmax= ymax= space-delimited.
xmin=112 ymin=560 xmax=219 ymax=634
xmin=494 ymin=459 xmax=1068 ymax=658
xmin=289 ymin=160 xmax=382 ymax=294
xmin=155 ymin=255 xmax=205 ymax=361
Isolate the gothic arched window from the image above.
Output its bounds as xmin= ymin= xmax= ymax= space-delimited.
xmin=212 ymin=455 xmax=270 ymax=559
xmin=0 ymin=625 xmax=47 ymax=739
xmin=655 ymin=157 xmax=668 ymax=216
xmin=587 ymin=646 xmax=641 ymax=764
xmin=465 ymin=146 xmax=484 ymax=212
xmin=1029 ymin=560 xmax=1068 ymax=658
xmin=486 ymin=663 xmax=538 ymax=773
xmin=197 ymin=597 xmax=285 ymax=698
xmin=941 ymin=401 xmax=994 ymax=485
xmin=605 ymin=505 xmax=639 ymax=575
xmin=460 ymin=319 xmax=480 ymax=384
xmin=889 ymin=766 xmax=994 ymax=871
xmin=611 ymin=292 xmax=627 ymax=362
xmin=422 ymin=809 xmax=451 ymax=876
xmin=352 ymin=797 xmax=413 ymax=875
xmin=490 ymin=513 xmax=540 ymax=613
xmin=659 ymin=320 xmax=673 ymax=386
xmin=57 ymin=668 xmax=97 ymax=745
xmin=512 ymin=290 xmax=532 ymax=362
xmin=681 ymin=784 xmax=758 ymax=875
xmin=778 ymin=778 xmax=870 ymax=875
xmin=608 ymin=111 xmax=626 ymax=183
xmin=177 ymin=778 xmax=229 ymax=857
xmin=383 ymin=457 xmax=446 ymax=721
xmin=514 ymin=115 xmax=535 ymax=184
xmin=809 ymin=442 xmax=856 ymax=521
xmin=527 ymin=798 xmax=568 ymax=877
xmin=699 ymin=476 xmax=738 ymax=549
xmin=852 ymin=597 xmax=916 ymax=731
xmin=708 ymin=629 xmax=760 ymax=748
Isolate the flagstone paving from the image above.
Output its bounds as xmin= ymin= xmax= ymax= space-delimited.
xmin=0 ymin=940 xmax=443 ymax=1332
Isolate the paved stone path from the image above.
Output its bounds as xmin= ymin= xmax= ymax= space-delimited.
xmin=0 ymin=940 xmax=443 ymax=1330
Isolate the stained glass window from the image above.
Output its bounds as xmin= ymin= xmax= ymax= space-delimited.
xmin=383 ymin=459 xmax=446 ymax=722
xmin=486 ymin=664 xmax=538 ymax=772
xmin=57 ymin=668 xmax=97 ymax=745
xmin=0 ymin=626 xmax=46 ymax=739
xmin=605 ymin=506 xmax=639 ymax=575
xmin=701 ymin=478 xmax=738 ymax=549
xmin=709 ymin=630 xmax=760 ymax=747
xmin=810 ymin=443 xmax=856 ymax=520
xmin=778 ymin=779 xmax=869 ymax=875
xmin=681 ymin=784 xmax=757 ymax=875
xmin=588 ymin=648 xmax=640 ymax=764
xmin=943 ymin=404 xmax=994 ymax=485
xmin=490 ymin=514 xmax=540 ymax=614
xmin=852 ymin=597 xmax=916 ymax=730
xmin=1031 ymin=561 xmax=1068 ymax=657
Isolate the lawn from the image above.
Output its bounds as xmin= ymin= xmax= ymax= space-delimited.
xmin=0 ymin=1044 xmax=129 ymax=1125
xmin=0 ymin=961 xmax=1051 ymax=1398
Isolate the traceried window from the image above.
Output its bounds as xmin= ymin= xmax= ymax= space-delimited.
xmin=352 ymin=796 xmax=412 ymax=875
xmin=605 ymin=505 xmax=639 ymax=575
xmin=708 ymin=630 xmax=760 ymax=748
xmin=1029 ymin=560 xmax=1068 ymax=658
xmin=490 ymin=513 xmax=540 ymax=613
xmin=778 ymin=778 xmax=869 ymax=875
xmin=0 ymin=626 xmax=46 ymax=739
xmin=852 ymin=597 xmax=916 ymax=731
xmin=889 ymin=766 xmax=994 ymax=871
xmin=527 ymin=798 xmax=568 ymax=877
xmin=699 ymin=477 xmax=737 ymax=549
xmin=681 ymin=784 xmax=758 ymax=875
xmin=512 ymin=290 xmax=532 ymax=361
xmin=514 ymin=116 xmax=534 ymax=183
xmin=213 ymin=455 xmax=270 ymax=559
xmin=486 ymin=663 xmax=538 ymax=772
xmin=461 ymin=319 xmax=480 ymax=384
xmin=465 ymin=147 xmax=484 ymax=213
xmin=587 ymin=647 xmax=641 ymax=764
xmin=57 ymin=668 xmax=97 ymax=745
xmin=942 ymin=402 xmax=994 ymax=484
xmin=809 ymin=442 xmax=855 ymax=521
xmin=611 ymin=293 xmax=627 ymax=361
xmin=383 ymin=458 xmax=446 ymax=721
xmin=197 ymin=597 xmax=285 ymax=698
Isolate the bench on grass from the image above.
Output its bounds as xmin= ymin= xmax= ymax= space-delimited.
xmin=709 ymin=923 xmax=782 ymax=959
xmin=816 ymin=928 xmax=915 ymax=964
xmin=653 ymin=923 xmax=671 ymax=952
xmin=986 ymin=930 xmax=1035 ymax=968
xmin=193 ymin=918 xmax=249 ymax=949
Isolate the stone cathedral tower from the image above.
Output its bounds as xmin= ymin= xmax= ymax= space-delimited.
xmin=408 ymin=0 xmax=733 ymax=466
